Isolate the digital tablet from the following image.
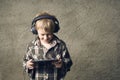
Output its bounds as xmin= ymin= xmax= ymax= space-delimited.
xmin=32 ymin=59 xmax=58 ymax=63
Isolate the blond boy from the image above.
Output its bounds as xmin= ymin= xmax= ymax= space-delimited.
xmin=23 ymin=12 xmax=73 ymax=80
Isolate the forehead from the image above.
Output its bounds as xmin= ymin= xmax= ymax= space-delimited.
xmin=37 ymin=29 xmax=52 ymax=34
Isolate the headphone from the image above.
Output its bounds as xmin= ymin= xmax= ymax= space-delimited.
xmin=31 ymin=15 xmax=60 ymax=35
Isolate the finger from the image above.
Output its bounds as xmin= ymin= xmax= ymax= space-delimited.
xmin=29 ymin=59 xmax=33 ymax=62
xmin=29 ymin=66 xmax=34 ymax=69
xmin=57 ymin=59 xmax=62 ymax=63
xmin=59 ymin=59 xmax=62 ymax=61
xmin=29 ymin=63 xmax=34 ymax=65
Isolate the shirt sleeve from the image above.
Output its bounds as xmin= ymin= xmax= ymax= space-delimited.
xmin=61 ymin=42 xmax=73 ymax=72
xmin=23 ymin=43 xmax=34 ymax=73
xmin=57 ymin=41 xmax=73 ymax=78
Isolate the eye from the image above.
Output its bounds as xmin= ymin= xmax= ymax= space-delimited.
xmin=41 ymin=34 xmax=45 ymax=36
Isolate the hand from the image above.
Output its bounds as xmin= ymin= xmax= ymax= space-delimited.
xmin=26 ymin=59 xmax=34 ymax=69
xmin=53 ymin=59 xmax=63 ymax=68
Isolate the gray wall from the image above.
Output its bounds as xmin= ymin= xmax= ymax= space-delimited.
xmin=0 ymin=0 xmax=120 ymax=80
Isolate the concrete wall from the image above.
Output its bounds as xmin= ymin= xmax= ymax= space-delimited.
xmin=0 ymin=0 xmax=120 ymax=80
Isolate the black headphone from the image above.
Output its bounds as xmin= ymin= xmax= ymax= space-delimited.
xmin=31 ymin=15 xmax=60 ymax=35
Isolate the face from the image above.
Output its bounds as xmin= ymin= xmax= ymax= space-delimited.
xmin=37 ymin=29 xmax=53 ymax=44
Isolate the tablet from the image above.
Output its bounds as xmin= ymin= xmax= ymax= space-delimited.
xmin=32 ymin=59 xmax=58 ymax=63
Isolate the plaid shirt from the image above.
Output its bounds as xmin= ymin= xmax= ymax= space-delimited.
xmin=23 ymin=35 xmax=73 ymax=80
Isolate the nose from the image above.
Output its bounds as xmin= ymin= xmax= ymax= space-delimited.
xmin=44 ymin=35 xmax=48 ymax=40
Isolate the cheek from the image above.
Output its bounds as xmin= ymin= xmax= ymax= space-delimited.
xmin=38 ymin=35 xmax=43 ymax=40
xmin=48 ymin=35 xmax=53 ymax=39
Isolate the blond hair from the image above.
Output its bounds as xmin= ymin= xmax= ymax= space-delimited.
xmin=35 ymin=12 xmax=56 ymax=33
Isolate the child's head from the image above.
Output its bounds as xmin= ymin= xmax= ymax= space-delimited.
xmin=31 ymin=12 xmax=60 ymax=35
xmin=31 ymin=12 xmax=60 ymax=43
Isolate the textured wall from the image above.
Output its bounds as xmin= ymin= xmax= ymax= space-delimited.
xmin=0 ymin=0 xmax=120 ymax=80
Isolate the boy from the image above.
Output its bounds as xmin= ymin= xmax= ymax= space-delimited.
xmin=23 ymin=12 xmax=73 ymax=80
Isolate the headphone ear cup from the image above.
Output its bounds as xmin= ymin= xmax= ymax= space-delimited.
xmin=53 ymin=21 xmax=60 ymax=33
xmin=54 ymin=24 xmax=60 ymax=33
xmin=31 ymin=26 xmax=38 ymax=35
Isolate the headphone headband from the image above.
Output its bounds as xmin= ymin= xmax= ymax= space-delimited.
xmin=32 ymin=15 xmax=59 ymax=25
xmin=31 ymin=15 xmax=60 ymax=35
